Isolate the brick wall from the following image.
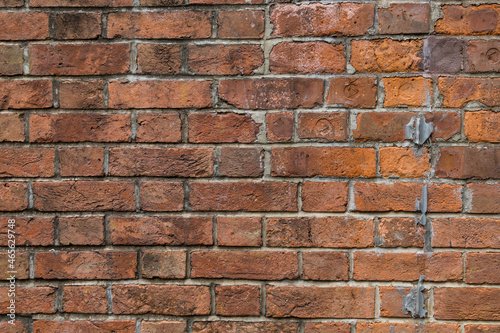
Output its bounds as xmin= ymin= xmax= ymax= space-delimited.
xmin=0 ymin=0 xmax=499 ymax=332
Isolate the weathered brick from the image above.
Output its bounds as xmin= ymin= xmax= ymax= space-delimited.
xmin=136 ymin=113 xmax=181 ymax=143
xmin=351 ymin=39 xmax=422 ymax=72
xmin=379 ymin=147 xmax=431 ymax=178
xmin=353 ymin=252 xmax=463 ymax=282
xmin=0 ymin=183 xmax=28 ymax=211
xmin=327 ymin=77 xmax=377 ymax=108
xmin=54 ymin=13 xmax=101 ymax=40
xmin=357 ymin=323 xmax=460 ymax=333
xmin=467 ymin=40 xmax=500 ymax=72
xmin=112 ymin=285 xmax=210 ymax=315
xmin=0 ymin=321 xmax=27 ymax=333
xmin=219 ymin=78 xmax=323 ymax=109
xmin=267 ymin=286 xmax=375 ymax=318
xmin=0 ymin=80 xmax=52 ymax=109
xmin=109 ymin=147 xmax=213 ymax=177
xmin=438 ymin=77 xmax=500 ymax=107
xmin=465 ymin=111 xmax=500 ymax=143
xmin=0 ymin=0 xmax=24 ymax=6
xmin=189 ymin=113 xmax=260 ymax=143
xmin=59 ymin=217 xmax=104 ymax=246
xmin=142 ymin=321 xmax=186 ymax=333
xmin=0 ymin=45 xmax=23 ymax=75
xmin=108 ymin=12 xmax=211 ymax=39
xmin=33 ymin=321 xmax=135 ymax=333
xmin=436 ymin=147 xmax=500 ymax=179
xmin=59 ymin=147 xmax=104 ymax=176
xmin=304 ymin=322 xmax=351 ymax=333
xmin=379 ymin=286 xmax=427 ymax=318
xmin=0 ymin=252 xmax=28 ymax=280
xmin=378 ymin=4 xmax=430 ymax=34
xmin=140 ymin=0 xmax=182 ymax=5
xmin=141 ymin=251 xmax=186 ymax=279
xmin=35 ymin=251 xmax=137 ymax=279
xmin=436 ymin=5 xmax=500 ymax=35
xmin=270 ymin=42 xmax=345 ymax=74
xmin=218 ymin=10 xmax=265 ymax=39
xmin=0 ymin=13 xmax=49 ymax=40
xmin=0 ymin=287 xmax=56 ymax=314
xmin=219 ymin=147 xmax=264 ymax=177
xmin=217 ymin=217 xmax=262 ymax=247
xmin=109 ymin=80 xmax=212 ymax=109
xmin=298 ymin=112 xmax=348 ymax=142
xmin=0 ymin=217 xmax=54 ymax=246
xmin=215 ymin=285 xmax=260 ymax=316
xmin=432 ymin=218 xmax=500 ymax=248
xmin=378 ymin=217 xmax=425 ymax=248
xmin=192 ymin=322 xmax=299 ymax=333
xmin=59 ymin=80 xmax=104 ymax=109
xmin=383 ymin=77 xmax=431 ymax=107
xmin=434 ymin=288 xmax=500 ymax=320
xmin=271 ymin=3 xmax=375 ymax=37
xmin=465 ymin=325 xmax=500 ymax=333
xmin=33 ymin=181 xmax=135 ymax=211
xmin=301 ymin=181 xmax=348 ymax=212
xmin=424 ymin=37 xmax=466 ymax=74
xmin=302 ymin=252 xmax=348 ymax=281
xmin=0 ymin=113 xmax=23 ymax=142
xmin=32 ymin=0 xmax=132 ymax=5
xmin=266 ymin=111 xmax=293 ymax=142
xmin=467 ymin=183 xmax=500 ymax=214
xmin=190 ymin=181 xmax=297 ymax=211
xmin=63 ymin=285 xmax=107 ymax=313
xmin=467 ymin=253 xmax=500 ymax=284
xmin=266 ymin=217 xmax=374 ymax=248
xmin=271 ymin=147 xmax=376 ymax=178
xmin=109 ymin=216 xmax=213 ymax=245
xmin=189 ymin=44 xmax=264 ymax=75
xmin=0 ymin=148 xmax=54 ymax=178
xmin=139 ymin=181 xmax=183 ymax=212
xmin=30 ymin=44 xmax=129 ymax=75
xmin=137 ymin=44 xmax=181 ymax=74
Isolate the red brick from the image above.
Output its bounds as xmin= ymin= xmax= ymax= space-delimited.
xmin=191 ymin=251 xmax=297 ymax=280
xmin=59 ymin=80 xmax=104 ymax=109
xmin=0 ymin=183 xmax=28 ymax=211
xmin=136 ymin=113 xmax=181 ymax=143
xmin=112 ymin=285 xmax=210 ymax=315
xmin=380 ymin=147 xmax=431 ymax=178
xmin=142 ymin=321 xmax=186 ymax=333
xmin=436 ymin=147 xmax=500 ymax=179
xmin=63 ymin=285 xmax=107 ymax=313
xmin=0 ymin=80 xmax=52 ymax=109
xmin=217 ymin=217 xmax=262 ymax=247
xmin=327 ymin=77 xmax=377 ymax=108
xmin=192 ymin=322 xmax=299 ymax=333
xmin=190 ymin=181 xmax=297 ymax=211
xmin=379 ymin=286 xmax=427 ymax=318
xmin=33 ymin=321 xmax=135 ymax=333
xmin=109 ymin=80 xmax=212 ymax=109
xmin=271 ymin=147 xmax=376 ymax=178
xmin=0 ymin=148 xmax=54 ymax=177
xmin=378 ymin=4 xmax=430 ymax=34
xmin=109 ymin=147 xmax=214 ymax=177
xmin=219 ymin=147 xmax=263 ymax=178
xmin=378 ymin=217 xmax=425 ymax=248
xmin=305 ymin=322 xmax=351 ymax=333
xmin=465 ymin=111 xmax=500 ymax=142
xmin=467 ymin=253 xmax=500 ymax=284
xmin=467 ymin=40 xmax=500 ymax=72
xmin=35 ymin=251 xmax=137 ymax=280
xmin=0 ymin=287 xmax=56 ymax=314
xmin=468 ymin=183 xmax=500 ymax=214
xmin=267 ymin=286 xmax=375 ymax=318
xmin=424 ymin=111 xmax=462 ymax=141
xmin=189 ymin=113 xmax=260 ymax=143
xmin=191 ymin=0 xmax=262 ymax=3
xmin=59 ymin=147 xmax=104 ymax=176
xmin=218 ymin=11 xmax=265 ymax=39
xmin=0 ymin=113 xmax=23 ymax=142
xmin=219 ymin=78 xmax=323 ymax=109
xmin=108 ymin=12 xmax=211 ymax=39
xmin=59 ymin=217 xmax=104 ymax=246
xmin=383 ymin=77 xmax=431 ymax=107
xmin=30 ymin=43 xmax=129 ymax=75
xmin=434 ymin=288 xmax=500 ymax=320
xmin=33 ymin=181 xmax=135 ymax=211
xmin=137 ymin=43 xmax=181 ymax=74
xmin=109 ymin=216 xmax=213 ymax=246
xmin=266 ymin=217 xmax=374 ymax=248
xmin=351 ymin=39 xmax=422 ymax=72
xmin=432 ymin=218 xmax=500 ymax=248
xmin=0 ymin=217 xmax=54 ymax=246
xmin=354 ymin=252 xmax=462 ymax=282
xmin=0 ymin=13 xmax=49 ymax=40
xmin=189 ymin=44 xmax=264 ymax=75
xmin=439 ymin=77 xmax=500 ymax=107
xmin=465 ymin=325 xmax=500 ymax=333
xmin=139 ymin=181 xmax=183 ymax=211
xmin=141 ymin=251 xmax=186 ymax=279
xmin=266 ymin=111 xmax=293 ymax=142
xmin=301 ymin=181 xmax=348 ymax=212
xmin=271 ymin=3 xmax=374 ymax=37
xmin=215 ymin=285 xmax=260 ymax=316
xmin=302 ymin=252 xmax=349 ymax=281
xmin=0 ymin=321 xmax=27 ymax=333
xmin=30 ymin=113 xmax=130 ymax=143
xmin=270 ymin=42 xmax=345 ymax=74
xmin=0 ymin=252 xmax=29 ymax=280
xmin=0 ymin=0 xmax=24 ymax=6
xmin=54 ymin=13 xmax=101 ymax=40
xmin=357 ymin=323 xmax=460 ymax=333
xmin=354 ymin=183 xmax=462 ymax=212
xmin=0 ymin=45 xmax=23 ymax=75
xmin=436 ymin=5 xmax=500 ymax=35
xmin=298 ymin=112 xmax=348 ymax=142
xmin=32 ymin=0 xmax=132 ymax=5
